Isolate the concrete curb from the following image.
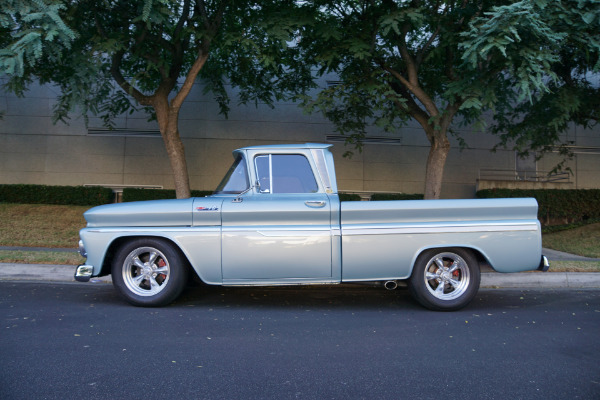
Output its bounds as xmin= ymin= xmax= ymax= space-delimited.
xmin=0 ymin=263 xmax=112 ymax=283
xmin=1 ymin=263 xmax=599 ymax=288
xmin=480 ymin=272 xmax=600 ymax=288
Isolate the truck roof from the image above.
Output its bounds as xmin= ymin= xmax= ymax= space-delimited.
xmin=238 ymin=143 xmax=333 ymax=151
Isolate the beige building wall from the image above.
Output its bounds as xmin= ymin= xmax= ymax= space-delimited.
xmin=1 ymin=78 xmax=599 ymax=199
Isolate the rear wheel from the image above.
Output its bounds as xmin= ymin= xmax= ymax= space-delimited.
xmin=111 ymin=238 xmax=188 ymax=307
xmin=408 ymin=248 xmax=480 ymax=311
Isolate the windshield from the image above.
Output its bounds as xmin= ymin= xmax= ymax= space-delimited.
xmin=214 ymin=155 xmax=249 ymax=194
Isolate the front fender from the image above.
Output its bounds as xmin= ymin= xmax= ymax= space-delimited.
xmin=79 ymin=227 xmax=222 ymax=284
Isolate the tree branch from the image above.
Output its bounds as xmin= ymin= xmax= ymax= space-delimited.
xmin=196 ymin=0 xmax=211 ymax=31
xmin=94 ymin=17 xmax=108 ymax=40
xmin=170 ymin=49 xmax=209 ymax=109
xmin=209 ymin=0 xmax=229 ymax=34
xmin=111 ymin=50 xmax=153 ymax=106
xmin=415 ymin=24 xmax=440 ymax=67
xmin=398 ymin=24 xmax=416 ymax=81
xmin=378 ymin=60 xmax=440 ymax=118
xmin=174 ymin=0 xmax=191 ymax=39
xmin=389 ymin=81 xmax=431 ymax=132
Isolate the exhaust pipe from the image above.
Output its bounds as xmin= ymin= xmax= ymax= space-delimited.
xmin=384 ymin=280 xmax=398 ymax=291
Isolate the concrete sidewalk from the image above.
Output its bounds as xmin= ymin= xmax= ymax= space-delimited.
xmin=0 ymin=262 xmax=599 ymax=288
xmin=541 ymin=247 xmax=600 ymax=262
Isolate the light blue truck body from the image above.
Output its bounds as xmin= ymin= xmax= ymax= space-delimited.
xmin=77 ymin=143 xmax=545 ymax=288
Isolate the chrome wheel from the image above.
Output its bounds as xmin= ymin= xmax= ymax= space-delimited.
xmin=409 ymin=248 xmax=480 ymax=311
xmin=112 ymin=238 xmax=188 ymax=307
xmin=423 ymin=252 xmax=470 ymax=301
xmin=122 ymin=246 xmax=170 ymax=297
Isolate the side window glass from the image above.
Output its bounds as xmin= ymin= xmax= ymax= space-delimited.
xmin=254 ymin=154 xmax=318 ymax=194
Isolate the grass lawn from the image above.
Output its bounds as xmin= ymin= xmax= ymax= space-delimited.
xmin=0 ymin=203 xmax=88 ymax=248
xmin=0 ymin=250 xmax=85 ymax=265
xmin=542 ymin=222 xmax=600 ymax=258
xmin=0 ymin=203 xmax=599 ymax=272
xmin=544 ymin=261 xmax=600 ymax=272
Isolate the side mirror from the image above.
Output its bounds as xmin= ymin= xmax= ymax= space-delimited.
xmin=257 ymin=179 xmax=270 ymax=193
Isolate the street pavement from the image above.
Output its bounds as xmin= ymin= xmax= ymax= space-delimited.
xmin=1 ymin=282 xmax=599 ymax=399
xmin=0 ymin=247 xmax=598 ymax=288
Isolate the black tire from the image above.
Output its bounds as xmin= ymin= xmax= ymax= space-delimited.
xmin=111 ymin=238 xmax=188 ymax=307
xmin=408 ymin=248 xmax=480 ymax=311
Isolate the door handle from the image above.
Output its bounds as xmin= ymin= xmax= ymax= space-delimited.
xmin=305 ymin=200 xmax=326 ymax=208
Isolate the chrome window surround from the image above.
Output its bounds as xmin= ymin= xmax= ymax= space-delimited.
xmin=311 ymin=149 xmax=332 ymax=193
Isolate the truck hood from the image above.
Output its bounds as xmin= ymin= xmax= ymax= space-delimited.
xmin=84 ymin=198 xmax=196 ymax=227
xmin=84 ymin=197 xmax=226 ymax=227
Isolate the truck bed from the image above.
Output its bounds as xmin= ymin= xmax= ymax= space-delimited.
xmin=340 ymin=198 xmax=542 ymax=281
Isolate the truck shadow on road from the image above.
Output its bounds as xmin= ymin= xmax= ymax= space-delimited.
xmin=9 ymin=281 xmax=567 ymax=312
xmin=174 ymin=284 xmax=423 ymax=311
xmin=62 ymin=282 xmax=571 ymax=312
xmin=172 ymin=284 xmax=563 ymax=312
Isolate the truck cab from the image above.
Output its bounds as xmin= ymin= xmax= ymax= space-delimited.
xmin=212 ymin=144 xmax=341 ymax=284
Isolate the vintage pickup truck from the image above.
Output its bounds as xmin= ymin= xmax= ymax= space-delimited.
xmin=75 ymin=143 xmax=549 ymax=310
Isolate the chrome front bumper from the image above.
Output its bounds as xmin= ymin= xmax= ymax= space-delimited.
xmin=75 ymin=239 xmax=92 ymax=282
xmin=74 ymin=265 xmax=93 ymax=282
xmin=537 ymin=255 xmax=550 ymax=272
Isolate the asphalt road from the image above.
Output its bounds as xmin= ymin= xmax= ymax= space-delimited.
xmin=1 ymin=282 xmax=599 ymax=400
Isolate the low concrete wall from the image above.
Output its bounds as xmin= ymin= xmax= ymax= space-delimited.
xmin=476 ymin=179 xmax=575 ymax=191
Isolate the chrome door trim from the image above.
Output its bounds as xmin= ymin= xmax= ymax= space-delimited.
xmin=342 ymin=222 xmax=538 ymax=236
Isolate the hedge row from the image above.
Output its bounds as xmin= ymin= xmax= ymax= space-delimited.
xmin=476 ymin=188 xmax=600 ymax=225
xmin=0 ymin=184 xmax=426 ymax=204
xmin=338 ymin=193 xmax=362 ymax=201
xmin=339 ymin=193 xmax=424 ymax=201
xmin=124 ymin=190 xmax=369 ymax=202
xmin=371 ymin=193 xmax=424 ymax=201
xmin=0 ymin=184 xmax=113 ymax=206
xmin=123 ymin=190 xmax=424 ymax=202
xmin=122 ymin=188 xmax=213 ymax=202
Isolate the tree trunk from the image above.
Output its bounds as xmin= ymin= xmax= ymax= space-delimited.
xmin=423 ymin=129 xmax=451 ymax=200
xmin=154 ymin=97 xmax=192 ymax=199
xmin=162 ymin=122 xmax=191 ymax=199
xmin=110 ymin=41 xmax=210 ymax=200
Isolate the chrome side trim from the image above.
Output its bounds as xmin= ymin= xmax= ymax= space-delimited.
xmin=222 ymin=226 xmax=333 ymax=237
xmin=342 ymin=222 xmax=538 ymax=236
xmin=84 ymin=226 xmax=220 ymax=233
xmin=223 ymin=278 xmax=338 ymax=286
xmin=256 ymin=230 xmax=331 ymax=237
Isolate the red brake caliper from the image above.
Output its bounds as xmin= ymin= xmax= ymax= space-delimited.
xmin=157 ymin=259 xmax=167 ymax=282
xmin=452 ymin=263 xmax=460 ymax=278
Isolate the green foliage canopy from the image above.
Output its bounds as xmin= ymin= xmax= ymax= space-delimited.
xmin=1 ymin=0 xmax=312 ymax=198
xmin=296 ymin=0 xmax=599 ymax=197
xmin=2 ymin=0 xmax=311 ymax=123
xmin=461 ymin=0 xmax=600 ymax=164
xmin=0 ymin=0 xmax=76 ymax=79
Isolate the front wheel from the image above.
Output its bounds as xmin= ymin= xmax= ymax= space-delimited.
xmin=111 ymin=238 xmax=188 ymax=307
xmin=408 ymin=248 xmax=480 ymax=311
